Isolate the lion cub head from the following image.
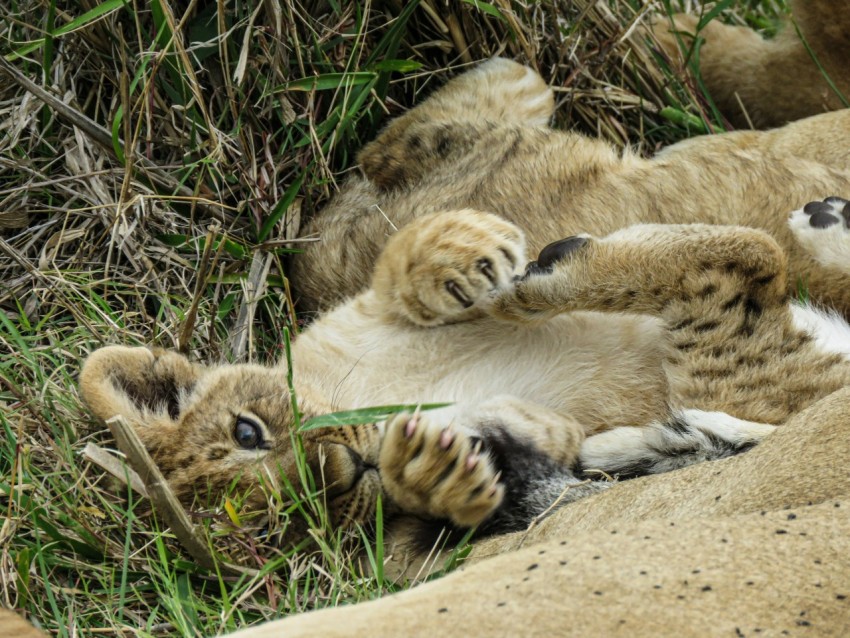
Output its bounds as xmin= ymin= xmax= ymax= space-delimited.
xmin=79 ymin=346 xmax=382 ymax=542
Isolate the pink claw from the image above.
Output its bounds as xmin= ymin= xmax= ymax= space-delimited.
xmin=404 ymin=415 xmax=419 ymax=438
xmin=466 ymin=441 xmax=483 ymax=471
xmin=489 ymin=472 xmax=502 ymax=497
xmin=439 ymin=426 xmax=455 ymax=449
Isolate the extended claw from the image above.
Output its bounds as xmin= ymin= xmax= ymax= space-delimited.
xmin=466 ymin=440 xmax=484 ymax=471
xmin=439 ymin=425 xmax=455 ymax=449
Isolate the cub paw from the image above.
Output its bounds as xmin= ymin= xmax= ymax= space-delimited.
xmin=459 ymin=58 xmax=555 ymax=126
xmin=373 ymin=210 xmax=526 ymax=326
xmin=379 ymin=411 xmax=504 ymax=528
xmin=789 ymin=196 xmax=850 ymax=272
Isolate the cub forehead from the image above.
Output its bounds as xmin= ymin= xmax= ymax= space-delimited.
xmin=188 ymin=363 xmax=291 ymax=409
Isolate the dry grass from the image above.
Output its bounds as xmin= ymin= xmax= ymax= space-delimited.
xmin=0 ymin=1 xmax=787 ymax=635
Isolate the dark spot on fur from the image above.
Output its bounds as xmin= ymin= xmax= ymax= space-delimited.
xmin=207 ymin=447 xmax=229 ymax=461
xmin=435 ymin=132 xmax=452 ymax=158
xmin=527 ymin=563 xmax=538 ymax=571
xmin=670 ymin=317 xmax=696 ymax=331
xmin=438 ymin=607 xmax=448 ymax=613
xmin=701 ymin=585 xmax=712 ymax=592
xmin=693 ymin=320 xmax=720 ymax=333
xmin=722 ymin=293 xmax=744 ymax=310
xmin=744 ymin=297 xmax=762 ymax=317
xmin=698 ymin=283 xmax=717 ymax=297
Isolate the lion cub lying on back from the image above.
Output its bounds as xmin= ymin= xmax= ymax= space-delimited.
xmin=82 ymin=56 xmax=850 ymax=559
xmin=82 ymin=195 xmax=850 ymax=557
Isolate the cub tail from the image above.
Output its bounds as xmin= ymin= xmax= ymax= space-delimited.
xmin=578 ymin=409 xmax=776 ymax=479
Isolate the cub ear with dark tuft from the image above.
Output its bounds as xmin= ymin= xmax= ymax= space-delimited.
xmin=79 ymin=345 xmax=204 ymax=431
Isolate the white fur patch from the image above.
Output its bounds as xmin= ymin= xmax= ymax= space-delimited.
xmin=790 ymin=302 xmax=850 ymax=360
xmin=676 ymin=409 xmax=777 ymax=444
xmin=578 ymin=425 xmax=647 ymax=473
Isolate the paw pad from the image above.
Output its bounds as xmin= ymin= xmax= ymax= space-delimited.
xmin=803 ymin=197 xmax=850 ymax=229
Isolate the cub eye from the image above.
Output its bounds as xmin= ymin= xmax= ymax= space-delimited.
xmin=234 ymin=417 xmax=264 ymax=449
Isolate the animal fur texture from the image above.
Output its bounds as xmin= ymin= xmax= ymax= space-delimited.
xmin=80 ymin=177 xmax=850 ymax=566
xmin=224 ymin=386 xmax=850 ymax=637
xmin=77 ymin=2 xmax=850 ymax=628
xmin=292 ymin=6 xmax=850 ymax=317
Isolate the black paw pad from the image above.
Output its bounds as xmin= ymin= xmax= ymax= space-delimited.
xmin=810 ymin=211 xmax=841 ymax=228
xmin=537 ymin=236 xmax=588 ymax=269
xmin=804 ymin=196 xmax=850 ymax=228
xmin=803 ymin=201 xmax=833 ymax=216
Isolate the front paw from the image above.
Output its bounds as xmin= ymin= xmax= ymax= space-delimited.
xmin=373 ymin=210 xmax=526 ymax=326
xmin=379 ymin=411 xmax=504 ymax=528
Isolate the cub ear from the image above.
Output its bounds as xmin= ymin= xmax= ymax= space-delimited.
xmin=79 ymin=346 xmax=204 ymax=432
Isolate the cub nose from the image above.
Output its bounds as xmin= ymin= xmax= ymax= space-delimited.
xmin=346 ymin=446 xmax=366 ymax=481
xmin=322 ymin=443 xmax=371 ymax=497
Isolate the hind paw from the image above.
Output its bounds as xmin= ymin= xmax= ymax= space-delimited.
xmin=789 ymin=197 xmax=850 ymax=271
xmin=374 ymin=210 xmax=526 ymax=326
xmin=463 ymin=58 xmax=555 ymax=126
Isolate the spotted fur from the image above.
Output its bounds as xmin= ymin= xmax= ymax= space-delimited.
xmin=80 ymin=52 xmax=850 ymax=567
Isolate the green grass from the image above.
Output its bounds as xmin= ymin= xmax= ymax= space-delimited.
xmin=0 ymin=0 xmax=792 ymax=635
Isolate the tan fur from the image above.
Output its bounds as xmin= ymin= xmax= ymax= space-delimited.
xmin=78 ymin=13 xmax=850 ymax=633
xmin=225 ymin=387 xmax=850 ymax=637
xmin=80 ymin=210 xmax=850 ymax=566
xmin=81 ymin=52 xmax=850 ymax=561
xmin=651 ymin=0 xmax=850 ymax=128
xmin=0 ymin=608 xmax=46 ymax=638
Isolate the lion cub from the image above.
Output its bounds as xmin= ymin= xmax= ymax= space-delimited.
xmin=82 ymin=193 xmax=850 ymax=557
xmin=292 ymin=59 xmax=850 ymax=317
